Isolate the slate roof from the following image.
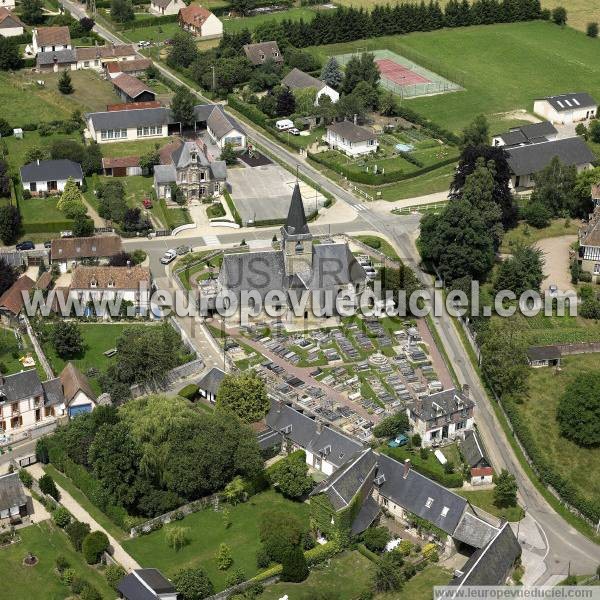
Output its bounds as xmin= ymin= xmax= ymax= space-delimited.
xmin=112 ymin=73 xmax=155 ymax=100
xmin=496 ymin=121 xmax=558 ymax=147
xmin=220 ymin=249 xmax=286 ymax=296
xmin=152 ymin=0 xmax=172 ymax=7
xmin=153 ymin=164 xmax=176 ymax=184
xmin=243 ymin=41 xmax=283 ymax=65
xmin=580 ymin=206 xmax=600 ymax=247
xmin=307 ymin=243 xmax=366 ymax=290
xmin=51 ymin=235 xmax=123 ymax=261
xmin=539 ymin=92 xmax=597 ymax=112
xmin=86 ymin=107 xmax=170 ymax=131
xmin=350 ymin=494 xmax=381 ymax=535
xmin=526 ymin=345 xmax=561 ymax=362
xmin=283 ymin=183 xmax=310 ymax=236
xmin=197 ymin=367 xmax=225 ymax=396
xmin=70 ymin=265 xmax=151 ymax=290
xmin=20 ymin=159 xmax=82 ymax=183
xmin=0 ymin=473 xmax=27 ymax=512
xmin=374 ymin=452 xmax=467 ymax=534
xmin=0 ymin=8 xmax=24 ymax=28
xmin=36 ymin=49 xmax=76 ymax=66
xmin=0 ymin=275 xmax=34 ymax=315
xmin=193 ymin=104 xmax=245 ymax=140
xmin=328 ymin=120 xmax=376 ymax=143
xmin=410 ymin=388 xmax=473 ymax=422
xmin=118 ymin=568 xmax=175 ymax=600
xmin=461 ymin=429 xmax=490 ymax=469
xmin=282 ymin=68 xmax=326 ymax=92
xmin=168 ymin=140 xmax=227 ymax=179
xmin=0 ymin=369 xmax=44 ymax=402
xmin=452 ymin=511 xmax=499 ymax=549
xmin=60 ymin=362 xmax=97 ymax=404
xmin=42 ymin=377 xmax=65 ymax=407
xmin=35 ymin=26 xmax=70 ymax=47
xmin=449 ymin=522 xmax=521 ymax=589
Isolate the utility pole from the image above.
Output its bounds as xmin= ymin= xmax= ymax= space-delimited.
xmin=211 ymin=65 xmax=216 ymax=92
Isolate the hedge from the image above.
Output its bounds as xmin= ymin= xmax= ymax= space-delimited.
xmin=223 ymin=189 xmax=242 ymax=226
xmin=122 ymin=13 xmax=178 ymax=30
xmin=178 ymin=384 xmax=199 ymax=399
xmin=356 ymin=543 xmax=380 ymax=563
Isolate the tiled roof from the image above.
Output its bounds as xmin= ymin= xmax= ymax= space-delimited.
xmin=0 ymin=7 xmax=24 ymax=27
xmin=327 ymin=120 xmax=376 ymax=143
xmin=282 ymin=68 xmax=326 ymax=92
xmin=0 ymin=275 xmax=34 ymax=315
xmin=106 ymin=100 xmax=162 ymax=111
xmin=0 ymin=473 xmax=27 ymax=512
xmin=35 ymin=26 xmax=71 ymax=47
xmin=112 ymin=73 xmax=155 ymax=100
xmin=70 ymin=265 xmax=151 ymax=290
xmin=179 ymin=4 xmax=213 ymax=27
xmin=106 ymin=58 xmax=152 ymax=74
xmin=243 ymin=41 xmax=283 ymax=65
xmin=102 ymin=155 xmax=140 ymax=169
xmin=60 ymin=362 xmax=97 ymax=404
xmin=51 ymin=235 xmax=122 ymax=261
xmin=76 ymin=44 xmax=136 ymax=61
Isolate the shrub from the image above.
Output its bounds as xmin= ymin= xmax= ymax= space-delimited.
xmin=173 ymin=567 xmax=214 ymax=600
xmin=216 ymin=542 xmax=233 ymax=570
xmin=55 ymin=554 xmax=70 ymax=573
xmin=82 ymin=531 xmax=110 ymax=564
xmin=65 ymin=520 xmax=91 ymax=551
xmin=362 ymin=526 xmax=391 ymax=553
xmin=304 ymin=541 xmax=338 ymax=567
xmin=166 ymin=526 xmax=190 ymax=551
xmin=18 ymin=469 xmax=33 ymax=488
xmin=178 ymin=384 xmax=199 ymax=400
xmin=105 ymin=564 xmax=126 ymax=590
xmin=53 ymin=506 xmax=72 ymax=528
xmin=80 ymin=583 xmax=102 ymax=600
xmin=256 ymin=545 xmax=271 ymax=569
xmin=398 ymin=540 xmax=413 ymax=556
xmin=225 ymin=567 xmax=246 ymax=587
xmin=280 ymin=544 xmax=309 ymax=583
xmin=587 ymin=22 xmax=599 ymax=37
xmin=61 ymin=567 xmax=76 ymax=584
xmin=411 ymin=434 xmax=421 ymax=447
xmin=39 ymin=474 xmax=60 ymax=500
xmin=422 ymin=543 xmax=438 ymax=560
xmin=70 ymin=577 xmax=86 ymax=594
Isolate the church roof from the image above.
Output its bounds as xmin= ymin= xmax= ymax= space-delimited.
xmin=284 ymin=183 xmax=310 ymax=236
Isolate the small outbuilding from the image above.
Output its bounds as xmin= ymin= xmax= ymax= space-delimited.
xmin=533 ymin=92 xmax=597 ymax=125
xmin=112 ymin=73 xmax=156 ymax=104
xmin=0 ymin=472 xmax=28 ymax=523
xmin=196 ymin=367 xmax=225 ymax=403
xmin=526 ymin=345 xmax=562 ymax=368
xmin=118 ymin=568 xmax=177 ymax=600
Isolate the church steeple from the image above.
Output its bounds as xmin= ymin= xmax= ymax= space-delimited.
xmin=283 ymin=183 xmax=309 ymax=236
xmin=281 ymin=183 xmax=313 ymax=275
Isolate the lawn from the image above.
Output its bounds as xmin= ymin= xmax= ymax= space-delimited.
xmin=258 ymin=551 xmax=374 ymax=600
xmin=222 ymin=7 xmax=317 ymax=33
xmin=123 ymin=489 xmax=311 ymax=591
xmin=309 ymin=21 xmax=600 ymax=132
xmin=355 ymin=235 xmax=400 ymax=260
xmin=85 ymin=175 xmax=154 ymax=213
xmin=99 ymin=138 xmax=171 ymax=158
xmin=18 ymin=196 xmax=72 ymax=225
xmin=0 ymin=328 xmax=46 ymax=378
xmin=456 ymin=489 xmax=524 ymax=522
xmin=0 ymin=521 xmax=115 ymax=600
xmin=376 ymin=564 xmax=452 ymax=600
xmin=499 ymin=217 xmax=579 ymax=253
xmin=2 ymin=131 xmax=81 ymax=172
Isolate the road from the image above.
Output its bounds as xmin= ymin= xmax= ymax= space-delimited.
xmin=60 ymin=0 xmax=600 ymax=578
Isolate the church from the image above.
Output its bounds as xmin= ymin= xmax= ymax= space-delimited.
xmin=215 ymin=184 xmax=367 ymax=326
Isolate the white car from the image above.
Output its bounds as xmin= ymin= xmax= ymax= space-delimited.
xmin=160 ymin=249 xmax=177 ymax=264
xmin=289 ymin=128 xmax=301 ymax=136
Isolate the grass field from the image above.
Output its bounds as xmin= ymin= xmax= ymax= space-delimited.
xmin=18 ymin=197 xmax=72 ymax=224
xmin=0 ymin=521 xmax=115 ymax=600
xmin=456 ymin=489 xmax=525 ymax=522
xmin=222 ymin=7 xmax=317 ymax=33
xmin=310 ymin=21 xmax=600 ymax=132
xmin=99 ymin=138 xmax=169 ymax=158
xmin=2 ymin=132 xmax=81 ymax=172
xmin=500 ymin=218 xmax=579 ymax=253
xmin=508 ymin=310 xmax=600 ymax=345
xmin=0 ymin=328 xmax=45 ymax=377
xmin=355 ymin=235 xmax=401 ymax=260
xmin=123 ymin=489 xmax=310 ymax=591
xmin=376 ymin=564 xmax=452 ymax=600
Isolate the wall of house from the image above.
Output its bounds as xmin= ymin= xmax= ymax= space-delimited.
xmin=0 ymin=396 xmax=62 ymax=435
xmin=316 ymin=86 xmax=339 ymax=105
xmin=23 ymin=177 xmax=81 ymax=194
xmin=201 ymin=14 xmax=224 ymax=39
xmin=67 ymin=390 xmax=95 ymax=417
xmin=533 ymin=100 xmax=597 ymax=124
xmin=150 ymin=0 xmax=184 ymax=15
xmin=69 ymin=288 xmax=151 ymax=312
xmin=0 ymin=24 xmax=23 ymax=37
xmin=0 ymin=0 xmax=16 ymax=9
xmin=77 ymin=58 xmax=102 ymax=71
xmin=91 ymin=123 xmax=168 ymax=143
xmin=326 ymin=131 xmax=378 ymax=157
xmin=470 ymin=473 xmax=493 ymax=486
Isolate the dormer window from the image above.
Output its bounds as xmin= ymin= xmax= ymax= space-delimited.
xmin=90 ymin=278 xmax=97 ymax=288
xmin=441 ymin=506 xmax=449 ymax=517
xmin=283 ymin=424 xmax=292 ymax=434
xmin=191 ymin=152 xmax=197 ymax=162
xmin=425 ymin=497 xmax=434 ymax=509
xmin=107 ymin=279 xmax=115 ymax=288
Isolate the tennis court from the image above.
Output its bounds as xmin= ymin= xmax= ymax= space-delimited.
xmin=335 ymin=49 xmax=462 ymax=99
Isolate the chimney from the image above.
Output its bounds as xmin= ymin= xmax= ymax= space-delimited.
xmin=316 ymin=420 xmax=323 ymax=434
xmin=462 ymin=384 xmax=470 ymax=399
xmin=276 ymin=397 xmax=282 ymax=413
xmin=36 ymin=159 xmax=40 ymax=166
xmin=353 ymin=113 xmax=358 ymax=125
xmin=403 ymin=459 xmax=410 ymax=479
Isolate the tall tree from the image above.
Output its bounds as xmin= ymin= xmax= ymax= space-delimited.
xmin=173 ymin=568 xmax=214 ymax=600
xmin=0 ymin=258 xmax=18 ymax=296
xmin=57 ymin=178 xmax=86 ymax=219
xmin=494 ymin=243 xmax=545 ymax=296
xmin=530 ymin=156 xmax=577 ymax=217
xmin=58 ymin=71 xmax=74 ymax=95
xmin=0 ymin=205 xmax=20 ymax=244
xmin=557 ymin=372 xmax=600 ymax=447
xmin=320 ymin=57 xmax=343 ymax=89
xmin=170 ymin=86 xmax=196 ymax=128
xmin=276 ymin=86 xmax=296 ymax=116
xmin=493 ymin=469 xmax=518 ymax=507
xmin=460 ymin=114 xmax=489 ymax=150
xmin=20 ymin=0 xmax=44 ymax=24
xmin=168 ymin=31 xmax=198 ymax=69
xmin=110 ymin=0 xmax=134 ymax=22
xmin=0 ymin=37 xmax=22 ymax=70
xmin=52 ymin=321 xmax=84 ymax=358
xmin=216 ymin=371 xmax=269 ymax=423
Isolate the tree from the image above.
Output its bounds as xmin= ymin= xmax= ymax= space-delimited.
xmin=166 ymin=526 xmax=190 ymax=551
xmin=341 ymin=52 xmax=379 ymax=95
xmin=79 ymin=17 xmax=95 ymax=32
xmin=82 ymin=142 xmax=103 ymax=176
xmin=0 ymin=121 xmax=11 ymax=140
xmin=460 ymin=114 xmax=489 ymax=150
xmin=259 ymin=511 xmax=304 ymax=563
xmin=18 ymin=468 xmax=33 ymax=489
xmin=379 ymin=90 xmax=397 ymax=116
xmin=551 ymin=6 xmax=567 ymax=25
xmin=0 ymin=205 xmax=20 ymax=245
xmin=72 ymin=214 xmax=95 ymax=238
xmin=530 ymin=156 xmax=577 ymax=217
xmin=173 ymin=568 xmax=214 ymax=600
xmin=587 ymin=22 xmax=599 ymax=37
xmin=82 ymin=531 xmax=109 ymax=564
xmin=0 ymin=37 xmax=22 ymax=70
xmin=96 ymin=180 xmax=127 ymax=223
xmin=20 ymin=0 xmax=44 ymax=25
xmin=110 ymin=0 xmax=134 ymax=22
xmin=216 ymin=543 xmax=233 ymax=570
xmin=223 ymin=476 xmax=246 ymax=505
xmin=39 ymin=474 xmax=60 ymax=500
xmin=216 ymin=371 xmax=269 ymax=423
xmin=269 ymin=455 xmax=314 ymax=499
xmin=0 ymin=258 xmax=18 ymax=297
xmin=493 ymin=469 xmax=518 ymax=507
xmin=294 ymin=87 xmax=317 ymax=116
xmin=494 ymin=243 xmax=545 ymax=297
xmin=522 ymin=201 xmax=551 ymax=228
xmin=276 ymin=87 xmax=296 ymax=116
xmin=53 ymin=506 xmax=72 ymax=528
xmin=557 ymin=372 xmax=600 ymax=447
xmin=230 ymin=0 xmax=255 ymax=16
xmin=171 ymin=86 xmax=196 ymax=128
xmin=58 ymin=71 xmax=74 ymax=95
xmin=52 ymin=321 xmax=84 ymax=358
xmin=352 ymin=80 xmax=379 ymax=111
xmin=65 ymin=520 xmax=91 ymax=551
xmin=372 ymin=412 xmax=409 ymax=439
xmin=280 ymin=544 xmax=309 ymax=583
xmin=320 ymin=57 xmax=343 ymax=89
xmin=219 ymin=142 xmax=237 ymax=166
xmin=57 ymin=178 xmax=86 ymax=219
xmin=104 ymin=565 xmax=126 ymax=590
xmin=24 ymin=146 xmax=49 ymax=164
xmin=572 ymin=167 xmax=600 ymax=219
xmin=139 ymin=149 xmax=160 ymax=175
xmin=362 ymin=526 xmax=391 ymax=553
xmin=168 ymin=31 xmax=198 ymax=69
xmin=336 ymin=92 xmax=367 ymax=122
xmin=373 ymin=553 xmax=403 ymax=592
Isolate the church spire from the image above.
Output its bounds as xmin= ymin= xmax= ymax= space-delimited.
xmin=284 ymin=183 xmax=309 ymax=236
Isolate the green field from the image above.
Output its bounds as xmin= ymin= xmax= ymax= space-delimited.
xmin=123 ymin=490 xmax=310 ymax=591
xmin=2 ymin=132 xmax=81 ymax=172
xmin=0 ymin=521 xmax=115 ymax=600
xmin=222 ymin=7 xmax=317 ymax=33
xmin=99 ymin=138 xmax=170 ymax=158
xmin=310 ymin=21 xmax=600 ymax=132
xmin=355 ymin=235 xmax=401 ymax=260
xmin=509 ymin=311 xmax=600 ymax=346
xmin=18 ymin=197 xmax=73 ymax=225
xmin=500 ymin=218 xmax=579 ymax=253
xmin=456 ymin=489 xmax=525 ymax=522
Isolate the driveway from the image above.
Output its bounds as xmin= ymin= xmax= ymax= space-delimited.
xmin=535 ymin=235 xmax=576 ymax=293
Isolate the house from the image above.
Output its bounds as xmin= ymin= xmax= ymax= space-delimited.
xmin=0 ymin=369 xmax=65 ymax=440
xmin=526 ymin=345 xmax=562 ymax=368
xmin=243 ymin=41 xmax=283 ymax=66
xmin=150 ymin=0 xmax=185 ymax=16
xmin=192 ymin=104 xmax=246 ymax=149
xmin=407 ymin=386 xmax=475 ymax=446
xmin=112 ymin=73 xmax=156 ymax=104
xmin=0 ymin=0 xmax=15 ymax=11
xmin=0 ymin=275 xmax=34 ymax=324
xmin=460 ymin=429 xmax=493 ymax=486
xmin=533 ymin=92 xmax=597 ymax=124
xmin=326 ymin=121 xmax=378 ymax=157
xmin=118 ymin=568 xmax=177 ymax=600
xmin=86 ymin=106 xmax=171 ymax=143
xmin=178 ymin=5 xmax=223 ymax=39
xmin=215 ymin=184 xmax=367 ymax=324
xmin=20 ymin=159 xmax=83 ymax=195
xmin=0 ymin=473 xmax=28 ymax=523
xmin=153 ymin=138 xmax=227 ymax=202
xmin=0 ymin=8 xmax=24 ymax=38
xmin=579 ymin=203 xmax=600 ymax=281
xmin=196 ymin=367 xmax=225 ymax=403
xmin=492 ymin=121 xmax=558 ymax=147
xmin=505 ymin=137 xmax=595 ymax=189
xmin=51 ymin=235 xmax=123 ymax=273
xmin=69 ymin=265 xmax=152 ymax=315
xmin=102 ymin=156 xmax=142 ymax=177
xmin=106 ymin=58 xmax=152 ymax=78
xmin=32 ymin=26 xmax=71 ymax=53
xmin=36 ymin=49 xmax=77 ymax=72
xmin=76 ymin=44 xmax=137 ymax=70
xmin=281 ymin=68 xmax=339 ymax=105
xmin=59 ymin=362 xmax=98 ymax=417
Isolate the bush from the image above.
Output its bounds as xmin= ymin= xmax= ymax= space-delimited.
xmin=61 ymin=567 xmax=76 ymax=585
xmin=281 ymin=544 xmax=309 ymax=583
xmin=65 ymin=520 xmax=91 ymax=551
xmin=522 ymin=201 xmax=551 ymax=228
xmin=70 ymin=577 xmax=86 ymax=595
xmin=18 ymin=469 xmax=33 ymax=488
xmin=53 ymin=506 xmax=72 ymax=528
xmin=105 ymin=564 xmax=126 ymax=590
xmin=173 ymin=567 xmax=214 ymax=600
xmin=39 ymin=474 xmax=60 ymax=501
xmin=80 ymin=583 xmax=102 ymax=600
xmin=225 ymin=567 xmax=246 ymax=587
xmin=55 ymin=554 xmax=70 ymax=573
xmin=256 ymin=545 xmax=271 ymax=569
xmin=166 ymin=526 xmax=190 ymax=551
xmin=304 ymin=541 xmax=337 ymax=566
xmin=216 ymin=542 xmax=233 ymax=570
xmin=587 ymin=22 xmax=599 ymax=37
xmin=362 ymin=526 xmax=391 ymax=553
xmin=82 ymin=531 xmax=110 ymax=564
xmin=178 ymin=384 xmax=199 ymax=400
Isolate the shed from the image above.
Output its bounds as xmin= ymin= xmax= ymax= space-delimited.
xmin=526 ymin=345 xmax=561 ymax=367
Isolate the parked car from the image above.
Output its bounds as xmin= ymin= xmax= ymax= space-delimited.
xmin=43 ymin=240 xmax=52 ymax=249
xmin=387 ymin=434 xmax=408 ymax=448
xmin=289 ymin=128 xmax=301 ymax=136
xmin=60 ymin=230 xmax=73 ymax=238
xmin=160 ymin=249 xmax=177 ymax=264
xmin=142 ymin=198 xmax=153 ymax=209
xmin=16 ymin=241 xmax=34 ymax=251
xmin=176 ymin=245 xmax=191 ymax=255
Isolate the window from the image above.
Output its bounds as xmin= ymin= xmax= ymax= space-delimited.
xmin=101 ymin=128 xmax=127 ymax=141
xmin=84 ymin=61 xmax=89 ymax=67
xmin=594 ymin=263 xmax=600 ymax=275
xmin=11 ymin=402 xmax=18 ymax=415
xmin=441 ymin=506 xmax=449 ymax=517
xmin=425 ymin=497 xmax=434 ymax=508
xmin=200 ymin=171 xmax=205 ymax=181
xmin=30 ymin=182 xmax=37 ymax=192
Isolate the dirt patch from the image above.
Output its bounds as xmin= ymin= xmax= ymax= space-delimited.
xmin=492 ymin=109 xmax=540 ymax=124
xmin=535 ymin=234 xmax=576 ymax=292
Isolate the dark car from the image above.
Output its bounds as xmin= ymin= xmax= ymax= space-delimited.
xmin=16 ymin=241 xmax=34 ymax=251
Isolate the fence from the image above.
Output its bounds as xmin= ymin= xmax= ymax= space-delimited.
xmin=393 ymin=201 xmax=447 ymax=215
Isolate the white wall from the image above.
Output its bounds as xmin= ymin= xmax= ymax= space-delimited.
xmin=23 ymin=177 xmax=82 ymax=193
xmin=91 ymin=122 xmax=168 ymax=144
xmin=149 ymin=0 xmax=185 ymax=14
xmin=0 ymin=0 xmax=16 ymax=9
xmin=533 ymin=99 xmax=597 ymax=124
xmin=200 ymin=13 xmax=223 ymax=39
xmin=326 ymin=130 xmax=378 ymax=156
xmin=316 ymin=86 xmax=339 ymax=105
xmin=0 ymin=24 xmax=23 ymax=38
xmin=70 ymin=288 xmax=151 ymax=312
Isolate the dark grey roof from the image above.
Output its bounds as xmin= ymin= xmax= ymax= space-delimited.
xmin=197 ymin=367 xmax=225 ymax=396
xmin=452 ymin=511 xmax=499 ymax=549
xmin=169 ymin=141 xmax=227 ymax=180
xmin=118 ymin=569 xmax=175 ymax=600
xmin=449 ymin=523 xmax=521 ymax=589
xmin=87 ymin=107 xmax=170 ymax=131
xmin=211 ymin=160 xmax=227 ymax=180
xmin=518 ymin=121 xmax=558 ymax=138
xmin=0 ymin=251 xmax=25 ymax=268
xmin=20 ymin=159 xmax=83 ymax=183
xmin=461 ymin=429 xmax=489 ymax=468
xmin=0 ymin=473 xmax=27 ymax=511
xmin=153 ymin=164 xmax=176 ymax=184
xmin=328 ymin=120 xmax=376 ymax=143
xmin=282 ymin=68 xmax=325 ymax=92
xmin=539 ymin=92 xmax=597 ymax=112
xmin=527 ymin=345 xmax=561 ymax=361
xmin=284 ymin=183 xmax=309 ymax=236
xmin=42 ymin=377 xmax=65 ymax=407
xmin=0 ymin=370 xmax=44 ymax=402
xmin=497 ymin=129 xmax=527 ymax=146
xmin=193 ymin=104 xmax=245 ymax=141
xmin=375 ymin=452 xmax=467 ymax=534
xmin=136 ymin=569 xmax=175 ymax=593
xmin=243 ymin=41 xmax=283 ymax=65
xmin=507 ymin=137 xmax=595 ymax=176
xmin=308 ymin=243 xmax=366 ymax=289
xmin=351 ymin=494 xmax=381 ymax=535
xmin=409 ymin=388 xmax=474 ymax=422
xmin=36 ymin=49 xmax=76 ymax=66
xmin=219 ymin=249 xmax=286 ymax=296
xmin=257 ymin=428 xmax=283 ymax=450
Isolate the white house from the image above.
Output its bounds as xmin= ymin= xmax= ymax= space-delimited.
xmin=460 ymin=429 xmax=493 ymax=487
xmin=326 ymin=121 xmax=378 ymax=157
xmin=118 ymin=569 xmax=177 ymax=600
xmin=86 ymin=107 xmax=171 ymax=143
xmin=0 ymin=0 xmax=16 ymax=11
xmin=533 ymin=92 xmax=597 ymax=124
xmin=178 ymin=5 xmax=223 ymax=40
xmin=32 ymin=26 xmax=71 ymax=53
xmin=20 ymin=159 xmax=83 ymax=195
xmin=75 ymin=44 xmax=137 ymax=71
xmin=0 ymin=8 xmax=23 ymax=38
xmin=69 ymin=265 xmax=152 ymax=315
xmin=59 ymin=363 xmax=98 ymax=417
xmin=281 ymin=68 xmax=339 ymax=105
xmin=407 ymin=386 xmax=475 ymax=446
xmin=149 ymin=0 xmax=185 ymax=15
xmin=193 ymin=104 xmax=247 ymax=149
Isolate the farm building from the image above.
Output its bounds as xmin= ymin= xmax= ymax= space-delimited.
xmin=112 ymin=73 xmax=156 ymax=104
xmin=533 ymin=93 xmax=597 ymax=124
xmin=243 ymin=41 xmax=283 ymax=66
xmin=325 ymin=120 xmax=378 ymax=156
xmin=36 ymin=49 xmax=77 ymax=72
xmin=20 ymin=159 xmax=83 ymax=195
xmin=178 ymin=5 xmax=222 ymax=39
xmin=281 ymin=68 xmax=339 ymax=105
xmin=106 ymin=58 xmax=152 ymax=78
xmin=0 ymin=8 xmax=23 ymax=37
xmin=526 ymin=345 xmax=562 ymax=368
xmin=196 ymin=367 xmax=225 ymax=403
xmin=102 ymin=156 xmax=142 ymax=177
xmin=75 ymin=44 xmax=137 ymax=71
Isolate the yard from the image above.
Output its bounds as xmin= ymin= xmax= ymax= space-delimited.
xmin=85 ymin=175 xmax=154 ymax=212
xmin=122 ymin=489 xmax=310 ymax=591
xmin=18 ymin=196 xmax=73 ymax=226
xmin=499 ymin=217 xmax=578 ymax=254
xmin=99 ymin=138 xmax=171 ymax=159
xmin=0 ymin=521 xmax=115 ymax=600
xmin=309 ymin=21 xmax=600 ymax=132
xmin=456 ymin=489 xmax=524 ymax=522
xmin=0 ymin=328 xmax=45 ymax=378
xmin=1 ymin=131 xmax=81 ymax=172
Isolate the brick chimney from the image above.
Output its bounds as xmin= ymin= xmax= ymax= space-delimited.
xmin=403 ymin=458 xmax=410 ymax=479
